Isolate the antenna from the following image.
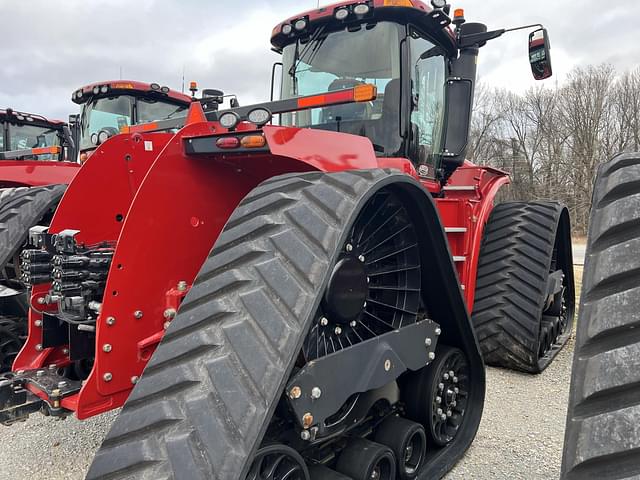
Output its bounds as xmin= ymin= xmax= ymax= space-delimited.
xmin=119 ymin=66 xmax=123 ymax=79
xmin=182 ymin=66 xmax=185 ymax=94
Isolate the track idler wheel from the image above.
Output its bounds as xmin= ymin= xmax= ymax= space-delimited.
xmin=246 ymin=444 xmax=310 ymax=480
xmin=374 ymin=416 xmax=426 ymax=479
xmin=402 ymin=345 xmax=469 ymax=447
xmin=336 ymin=438 xmax=396 ymax=480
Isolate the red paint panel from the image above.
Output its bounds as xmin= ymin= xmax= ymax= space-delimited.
xmin=0 ymin=161 xmax=79 ymax=188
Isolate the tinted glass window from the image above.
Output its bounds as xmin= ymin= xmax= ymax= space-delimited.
xmin=137 ymin=98 xmax=188 ymax=124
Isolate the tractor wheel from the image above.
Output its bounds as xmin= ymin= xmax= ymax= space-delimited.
xmin=562 ymin=152 xmax=640 ymax=479
xmin=87 ymin=170 xmax=485 ymax=480
xmin=471 ymin=201 xmax=575 ymax=373
xmin=0 ymin=316 xmax=25 ymax=372
xmin=0 ymin=184 xmax=66 ymax=373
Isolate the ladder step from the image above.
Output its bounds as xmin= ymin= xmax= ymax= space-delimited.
xmin=445 ymin=227 xmax=467 ymax=233
xmin=453 ymin=256 xmax=466 ymax=262
xmin=443 ymin=185 xmax=476 ymax=191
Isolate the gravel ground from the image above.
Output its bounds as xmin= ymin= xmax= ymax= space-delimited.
xmin=0 ymin=340 xmax=574 ymax=480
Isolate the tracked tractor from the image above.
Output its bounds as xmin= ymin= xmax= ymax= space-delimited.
xmin=0 ymin=109 xmax=79 ymax=372
xmin=1 ymin=2 xmax=573 ymax=479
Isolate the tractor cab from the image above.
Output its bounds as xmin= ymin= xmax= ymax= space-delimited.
xmin=0 ymin=108 xmax=75 ymax=162
xmin=272 ymin=0 xmax=552 ymax=182
xmin=71 ymin=80 xmax=192 ymax=160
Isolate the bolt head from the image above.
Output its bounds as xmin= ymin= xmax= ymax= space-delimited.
xmin=289 ymin=386 xmax=302 ymax=400
xmin=164 ymin=321 xmax=171 ymax=330
xmin=62 ymin=348 xmax=69 ymax=355
xmin=131 ymin=376 xmax=139 ymax=385
xmin=103 ymin=372 xmax=113 ymax=382
xmin=447 ymin=410 xmax=453 ymax=418
xmin=452 ymin=400 xmax=457 ymax=407
xmin=177 ymin=280 xmax=188 ymax=291
xmin=300 ymin=430 xmax=311 ymax=441
xmin=384 ymin=359 xmax=392 ymax=371
xmin=425 ymin=337 xmax=432 ymax=347
xmin=358 ymin=255 xmax=365 ymax=262
xmin=302 ymin=413 xmax=314 ymax=429
xmin=437 ymin=408 xmax=443 ymax=415
xmin=349 ymin=320 xmax=357 ymax=328
xmin=134 ymin=310 xmax=143 ymax=319
xmin=106 ymin=316 xmax=116 ymax=326
xmin=436 ymin=396 xmax=442 ymax=404
xmin=163 ymin=308 xmax=177 ymax=319
xmin=435 ymin=327 xmax=442 ymax=336
xmin=37 ymin=297 xmax=45 ymax=305
xmin=453 ymin=376 xmax=458 ymax=384
xmin=443 ymin=373 xmax=450 ymax=380
xmin=334 ymin=326 xmax=342 ymax=335
xmin=35 ymin=344 xmax=43 ymax=351
xmin=102 ymin=344 xmax=112 ymax=353
xmin=320 ymin=317 xmax=328 ymax=327
xmin=449 ymin=370 xmax=455 ymax=377
xmin=57 ymin=381 xmax=67 ymax=388
xmin=36 ymin=370 xmax=45 ymax=377
xmin=428 ymin=352 xmax=435 ymax=360
xmin=345 ymin=243 xmax=353 ymax=252
xmin=439 ymin=382 xmax=445 ymax=391
xmin=311 ymin=387 xmax=322 ymax=399
xmin=34 ymin=320 xmax=42 ymax=327
xmin=454 ymin=387 xmax=459 ymax=394
xmin=441 ymin=414 xmax=447 ymax=421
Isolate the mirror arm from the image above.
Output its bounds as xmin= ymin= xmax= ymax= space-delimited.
xmin=458 ymin=23 xmax=543 ymax=49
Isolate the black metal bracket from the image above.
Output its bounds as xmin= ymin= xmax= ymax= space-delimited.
xmin=286 ymin=319 xmax=439 ymax=434
xmin=0 ymin=369 xmax=80 ymax=425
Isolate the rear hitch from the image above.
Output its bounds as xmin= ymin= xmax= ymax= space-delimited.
xmin=0 ymin=369 xmax=79 ymax=425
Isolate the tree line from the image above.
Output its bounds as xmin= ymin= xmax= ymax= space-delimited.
xmin=468 ymin=64 xmax=640 ymax=234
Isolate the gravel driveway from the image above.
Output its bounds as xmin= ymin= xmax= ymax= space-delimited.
xmin=0 ymin=337 xmax=574 ymax=480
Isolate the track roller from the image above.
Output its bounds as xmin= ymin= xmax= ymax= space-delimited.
xmin=309 ymin=465 xmax=352 ymax=480
xmin=336 ymin=438 xmax=396 ymax=480
xmin=374 ymin=416 xmax=426 ymax=479
xmin=247 ymin=444 xmax=310 ymax=480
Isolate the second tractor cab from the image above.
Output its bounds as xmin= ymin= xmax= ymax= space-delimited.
xmin=0 ymin=108 xmax=77 ymax=181
xmin=70 ymin=80 xmax=193 ymax=161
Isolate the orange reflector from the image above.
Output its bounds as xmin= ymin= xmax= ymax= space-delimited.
xmin=120 ymin=126 xmax=130 ymax=133
xmin=454 ymin=8 xmax=464 ymax=18
xmin=189 ymin=81 xmax=197 ymax=90
xmin=32 ymin=146 xmax=61 ymax=155
xmin=240 ymin=135 xmax=266 ymax=149
xmin=111 ymin=83 xmax=134 ymax=89
xmin=354 ymin=84 xmax=377 ymax=102
xmin=79 ymin=152 xmax=89 ymax=164
xmin=383 ymin=0 xmax=413 ymax=6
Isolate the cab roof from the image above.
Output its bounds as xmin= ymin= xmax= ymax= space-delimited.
xmin=0 ymin=108 xmax=66 ymax=127
xmin=71 ymin=80 xmax=192 ymax=105
xmin=271 ymin=0 xmax=456 ymax=54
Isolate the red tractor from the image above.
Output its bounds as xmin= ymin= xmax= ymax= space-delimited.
xmin=2 ymin=2 xmax=573 ymax=479
xmin=0 ymin=108 xmax=79 ymax=371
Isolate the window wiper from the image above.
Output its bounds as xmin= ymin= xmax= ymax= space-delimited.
xmin=288 ymin=24 xmax=328 ymax=79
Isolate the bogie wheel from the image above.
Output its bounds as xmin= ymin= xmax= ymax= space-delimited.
xmin=0 ymin=316 xmax=25 ymax=372
xmin=87 ymin=170 xmax=482 ymax=480
xmin=374 ymin=416 xmax=426 ymax=479
xmin=471 ymin=201 xmax=575 ymax=373
xmin=247 ymin=444 xmax=310 ymax=480
xmin=336 ymin=438 xmax=396 ymax=480
xmin=562 ymin=152 xmax=640 ymax=479
xmin=402 ymin=345 xmax=469 ymax=447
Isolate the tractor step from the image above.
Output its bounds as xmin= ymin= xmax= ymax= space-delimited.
xmin=0 ymin=369 xmax=79 ymax=425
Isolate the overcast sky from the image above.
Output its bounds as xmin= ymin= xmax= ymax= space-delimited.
xmin=1 ymin=0 xmax=639 ymax=120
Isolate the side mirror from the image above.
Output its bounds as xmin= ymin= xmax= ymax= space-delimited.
xmin=529 ymin=28 xmax=552 ymax=80
xmin=271 ymin=62 xmax=283 ymax=101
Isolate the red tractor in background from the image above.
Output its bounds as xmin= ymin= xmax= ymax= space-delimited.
xmin=2 ymin=2 xmax=573 ymax=479
xmin=0 ymin=108 xmax=79 ymax=371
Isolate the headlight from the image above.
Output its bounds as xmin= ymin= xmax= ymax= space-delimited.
xmin=150 ymin=83 xmax=160 ymax=90
xmin=334 ymin=7 xmax=349 ymax=20
xmin=160 ymin=86 xmax=170 ymax=93
xmin=91 ymin=133 xmax=99 ymax=146
xmin=431 ymin=0 xmax=446 ymax=8
xmin=353 ymin=4 xmax=370 ymax=15
xmin=294 ymin=18 xmax=307 ymax=31
xmin=218 ymin=112 xmax=240 ymax=130
xmin=281 ymin=24 xmax=293 ymax=35
xmin=92 ymin=86 xmax=100 ymax=95
xmin=247 ymin=108 xmax=272 ymax=127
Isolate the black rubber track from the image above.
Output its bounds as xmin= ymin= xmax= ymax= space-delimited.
xmin=87 ymin=169 xmax=483 ymax=480
xmin=471 ymin=201 xmax=574 ymax=373
xmin=0 ymin=184 xmax=66 ymax=270
xmin=0 ymin=315 xmax=25 ymax=372
xmin=562 ymin=152 xmax=640 ymax=480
